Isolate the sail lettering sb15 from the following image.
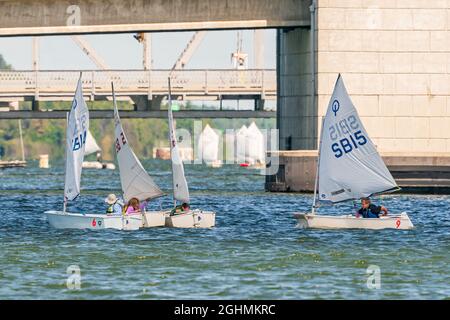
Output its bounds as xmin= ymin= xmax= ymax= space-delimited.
xmin=329 ymin=115 xmax=367 ymax=158
xmin=115 ymin=131 xmax=127 ymax=153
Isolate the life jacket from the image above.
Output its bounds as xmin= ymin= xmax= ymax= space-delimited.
xmin=360 ymin=207 xmax=380 ymax=218
xmin=170 ymin=205 xmax=185 ymax=215
xmin=123 ymin=205 xmax=141 ymax=215
xmin=106 ymin=203 xmax=114 ymax=214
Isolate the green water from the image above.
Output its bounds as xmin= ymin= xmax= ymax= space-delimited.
xmin=0 ymin=160 xmax=449 ymax=299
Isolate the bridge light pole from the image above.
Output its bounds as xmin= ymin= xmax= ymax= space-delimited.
xmin=134 ymin=32 xmax=151 ymax=69
xmin=32 ymin=37 xmax=39 ymax=71
xmin=142 ymin=33 xmax=152 ymax=70
xmin=32 ymin=37 xmax=40 ymax=111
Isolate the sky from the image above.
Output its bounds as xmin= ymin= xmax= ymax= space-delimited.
xmin=0 ymin=30 xmax=276 ymax=70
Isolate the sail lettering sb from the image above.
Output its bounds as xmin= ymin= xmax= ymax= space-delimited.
xmin=328 ymin=115 xmax=367 ymax=158
xmin=115 ymin=131 xmax=127 ymax=153
xmin=72 ymin=130 xmax=87 ymax=151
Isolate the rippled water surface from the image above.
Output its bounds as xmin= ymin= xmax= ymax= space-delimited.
xmin=0 ymin=160 xmax=449 ymax=299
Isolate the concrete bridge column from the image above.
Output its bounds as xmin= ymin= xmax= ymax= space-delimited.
xmin=132 ymin=95 xmax=163 ymax=111
xmin=255 ymin=98 xmax=265 ymax=111
xmin=277 ymin=27 xmax=317 ymax=151
xmin=32 ymin=98 xmax=40 ymax=111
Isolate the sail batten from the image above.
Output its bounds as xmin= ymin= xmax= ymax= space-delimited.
xmin=64 ymin=77 xmax=89 ymax=202
xmin=317 ymin=75 xmax=398 ymax=204
xmin=112 ymin=83 xmax=163 ymax=202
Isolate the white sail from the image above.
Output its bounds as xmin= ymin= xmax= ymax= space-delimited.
xmin=318 ymin=74 xmax=398 ymax=203
xmin=84 ymin=130 xmax=101 ymax=156
xmin=168 ymin=79 xmax=190 ymax=204
xmin=197 ymin=124 xmax=219 ymax=163
xmin=64 ymin=77 xmax=89 ymax=201
xmin=112 ymin=84 xmax=163 ymax=202
xmin=245 ymin=122 xmax=265 ymax=164
xmin=235 ymin=125 xmax=248 ymax=163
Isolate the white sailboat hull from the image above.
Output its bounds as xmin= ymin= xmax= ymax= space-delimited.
xmin=142 ymin=211 xmax=166 ymax=227
xmin=45 ymin=210 xmax=142 ymax=230
xmin=294 ymin=212 xmax=414 ymax=230
xmin=293 ymin=212 xmax=414 ymax=230
xmin=164 ymin=210 xmax=216 ymax=228
xmin=82 ymin=161 xmax=115 ymax=170
xmin=207 ymin=160 xmax=223 ymax=168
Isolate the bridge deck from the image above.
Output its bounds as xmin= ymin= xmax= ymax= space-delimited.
xmin=0 ymin=110 xmax=276 ymax=119
xmin=0 ymin=0 xmax=311 ymax=36
xmin=0 ymin=69 xmax=276 ymax=101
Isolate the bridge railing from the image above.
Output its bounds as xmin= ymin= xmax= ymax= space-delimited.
xmin=0 ymin=69 xmax=276 ymax=97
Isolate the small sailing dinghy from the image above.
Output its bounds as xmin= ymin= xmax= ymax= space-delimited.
xmin=162 ymin=78 xmax=216 ymax=228
xmin=244 ymin=122 xmax=266 ymax=169
xmin=45 ymin=77 xmax=141 ymax=230
xmin=111 ymin=83 xmax=166 ymax=228
xmin=197 ymin=124 xmax=222 ymax=168
xmin=82 ymin=130 xmax=115 ymax=170
xmin=235 ymin=125 xmax=248 ymax=165
xmin=294 ymin=74 xmax=413 ymax=230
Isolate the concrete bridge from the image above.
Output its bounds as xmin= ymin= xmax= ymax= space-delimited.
xmin=0 ymin=0 xmax=311 ymax=36
xmin=0 ymin=69 xmax=276 ymax=118
xmin=0 ymin=0 xmax=308 ymax=119
xmin=2 ymin=0 xmax=449 ymax=191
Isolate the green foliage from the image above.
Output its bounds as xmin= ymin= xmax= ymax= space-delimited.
xmin=0 ymin=110 xmax=275 ymax=161
xmin=0 ymin=54 xmax=12 ymax=70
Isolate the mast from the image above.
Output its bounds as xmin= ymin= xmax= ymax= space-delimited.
xmin=18 ymin=119 xmax=25 ymax=162
xmin=63 ymin=111 xmax=69 ymax=213
xmin=168 ymin=77 xmax=176 ymax=208
xmin=311 ymin=117 xmax=325 ymax=215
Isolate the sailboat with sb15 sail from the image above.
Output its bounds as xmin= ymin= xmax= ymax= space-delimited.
xmin=294 ymin=74 xmax=413 ymax=230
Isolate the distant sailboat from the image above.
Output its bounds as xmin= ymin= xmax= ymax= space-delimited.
xmin=235 ymin=125 xmax=248 ymax=165
xmin=82 ymin=130 xmax=115 ymax=170
xmin=294 ymin=75 xmax=413 ymax=230
xmin=197 ymin=124 xmax=222 ymax=167
xmin=0 ymin=114 xmax=27 ymax=169
xmin=85 ymin=130 xmax=101 ymax=156
xmin=245 ymin=121 xmax=265 ymax=168
xmin=164 ymin=77 xmax=216 ymax=228
xmin=235 ymin=122 xmax=266 ymax=168
xmin=45 ymin=76 xmax=141 ymax=230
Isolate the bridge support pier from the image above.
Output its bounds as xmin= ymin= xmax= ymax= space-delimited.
xmin=32 ymin=99 xmax=40 ymax=111
xmin=277 ymin=27 xmax=317 ymax=151
xmin=132 ymin=95 xmax=163 ymax=111
xmin=255 ymin=98 xmax=265 ymax=111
